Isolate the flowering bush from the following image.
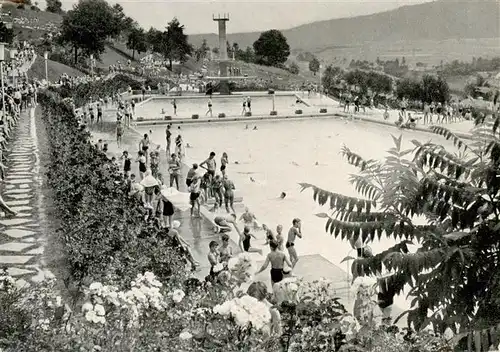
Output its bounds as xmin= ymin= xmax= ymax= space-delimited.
xmin=213 ymin=295 xmax=272 ymax=331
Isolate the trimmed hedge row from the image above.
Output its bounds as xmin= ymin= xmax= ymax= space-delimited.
xmin=39 ymin=90 xmax=186 ymax=287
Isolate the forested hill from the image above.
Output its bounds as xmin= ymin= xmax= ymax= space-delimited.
xmin=188 ymin=0 xmax=500 ymax=51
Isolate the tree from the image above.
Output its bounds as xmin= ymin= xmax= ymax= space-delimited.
xmin=0 ymin=22 xmax=14 ymax=44
xmin=396 ymin=78 xmax=422 ymax=101
xmin=322 ymin=65 xmax=343 ymax=93
xmin=126 ymin=26 xmax=147 ymax=60
xmin=301 ymin=115 xmax=500 ymax=334
xmin=239 ymin=46 xmax=255 ymax=63
xmin=194 ymin=39 xmax=209 ymax=61
xmin=146 ymin=27 xmax=164 ymax=54
xmin=253 ymin=29 xmax=290 ymax=67
xmin=289 ymin=61 xmax=299 ymax=75
xmin=309 ymin=57 xmax=320 ymax=75
xmin=163 ymin=18 xmax=192 ymax=70
xmin=421 ymin=75 xmax=450 ymax=103
xmin=111 ymin=3 xmax=134 ymax=36
xmin=59 ymin=0 xmax=124 ymax=64
xmin=46 ymin=0 xmax=62 ymax=13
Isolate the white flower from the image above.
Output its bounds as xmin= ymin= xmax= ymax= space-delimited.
xmin=89 ymin=282 xmax=103 ymax=292
xmin=94 ymin=304 xmax=105 ymax=316
xmin=85 ymin=310 xmax=105 ymax=324
xmin=172 ymin=289 xmax=185 ymax=303
xmin=227 ymin=257 xmax=238 ymax=270
xmin=82 ymin=302 xmax=93 ymax=313
xmin=179 ymin=331 xmax=193 ymax=340
xmin=233 ymin=308 xmax=250 ymax=326
xmin=213 ymin=263 xmax=224 ymax=273
xmin=213 ymin=301 xmax=231 ymax=316
xmin=150 ymin=279 xmax=162 ymax=288
xmin=144 ymin=271 xmax=156 ymax=282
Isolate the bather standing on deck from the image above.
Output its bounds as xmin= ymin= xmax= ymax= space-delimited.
xmin=286 ymin=218 xmax=302 ymax=268
xmin=256 ymin=240 xmax=292 ymax=285
xmin=222 ymin=174 xmax=236 ymax=214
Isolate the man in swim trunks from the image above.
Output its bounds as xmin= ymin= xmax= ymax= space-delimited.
xmin=255 ymin=240 xmax=292 ymax=285
xmin=165 ymin=124 xmax=172 ymax=156
xmin=286 ymin=218 xmax=302 ymax=268
xmin=200 ymin=152 xmax=217 ymax=179
xmin=214 ymin=213 xmax=237 ymax=233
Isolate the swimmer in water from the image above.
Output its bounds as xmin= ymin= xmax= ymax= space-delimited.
xmin=253 ymin=126 xmax=258 ymax=130
xmin=292 ymin=161 xmax=299 ymax=166
xmin=186 ymin=143 xmax=192 ymax=148
xmin=280 ymin=192 xmax=286 ymax=199
xmin=315 ymin=161 xmax=319 ymax=166
xmin=161 ymin=108 xmax=165 ymax=114
xmin=245 ymin=124 xmax=249 ymax=130
xmin=250 ymin=177 xmax=255 ymax=182
xmin=235 ymin=161 xmax=240 ymax=165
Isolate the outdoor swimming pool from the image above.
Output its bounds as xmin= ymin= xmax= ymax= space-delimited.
xmin=135 ymin=94 xmax=316 ymax=119
xmin=138 ymin=118 xmax=458 ymax=309
xmin=140 ymin=118 xmax=457 ymax=257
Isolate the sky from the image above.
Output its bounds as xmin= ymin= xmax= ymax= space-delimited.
xmin=55 ymin=0 xmax=434 ymax=34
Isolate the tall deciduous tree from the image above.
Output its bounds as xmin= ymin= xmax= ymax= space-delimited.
xmin=302 ymin=114 xmax=500 ymax=334
xmin=59 ymin=0 xmax=124 ymax=64
xmin=164 ymin=18 xmax=192 ymax=70
xmin=45 ymin=0 xmax=62 ymax=13
xmin=126 ymin=26 xmax=147 ymax=60
xmin=111 ymin=3 xmax=134 ymax=36
xmin=0 ymin=22 xmax=14 ymax=44
xmin=309 ymin=57 xmax=320 ymax=75
xmin=253 ymin=29 xmax=290 ymax=67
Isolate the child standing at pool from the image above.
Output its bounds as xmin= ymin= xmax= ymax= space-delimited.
xmin=221 ymin=152 xmax=228 ymax=176
xmin=206 ymin=98 xmax=213 ymax=117
xmin=242 ymin=98 xmax=247 ymax=115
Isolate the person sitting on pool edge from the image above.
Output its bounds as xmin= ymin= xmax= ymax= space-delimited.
xmin=214 ymin=213 xmax=237 ymax=233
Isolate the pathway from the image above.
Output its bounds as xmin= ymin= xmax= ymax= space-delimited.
xmin=0 ymin=108 xmax=53 ymax=286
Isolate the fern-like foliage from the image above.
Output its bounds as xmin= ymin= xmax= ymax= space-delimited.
xmin=301 ymin=111 xmax=500 ymax=334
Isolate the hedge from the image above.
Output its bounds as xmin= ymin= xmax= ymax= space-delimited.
xmin=51 ymin=74 xmax=143 ymax=107
xmin=38 ymin=90 xmax=187 ymax=288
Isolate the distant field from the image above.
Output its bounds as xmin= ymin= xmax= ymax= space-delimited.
xmin=315 ymin=38 xmax=500 ymax=67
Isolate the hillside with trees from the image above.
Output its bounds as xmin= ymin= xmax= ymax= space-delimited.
xmin=188 ymin=0 xmax=499 ymax=52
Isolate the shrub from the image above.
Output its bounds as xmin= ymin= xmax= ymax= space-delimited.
xmin=295 ymin=109 xmax=303 ymax=114
xmin=165 ymin=116 xmax=172 ymax=120
xmin=54 ymin=74 xmax=142 ymax=106
xmin=320 ymin=108 xmax=328 ymax=113
xmin=38 ymin=90 xmax=188 ymax=288
xmin=244 ymin=112 xmax=252 ymax=117
xmin=218 ymin=113 xmax=226 ymax=118
xmin=192 ymin=114 xmax=199 ymax=119
xmin=270 ymin=111 xmax=278 ymax=116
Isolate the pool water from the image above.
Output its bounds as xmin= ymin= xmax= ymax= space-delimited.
xmin=138 ymin=118 xmax=456 ymax=308
xmin=135 ymin=95 xmax=315 ymax=119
